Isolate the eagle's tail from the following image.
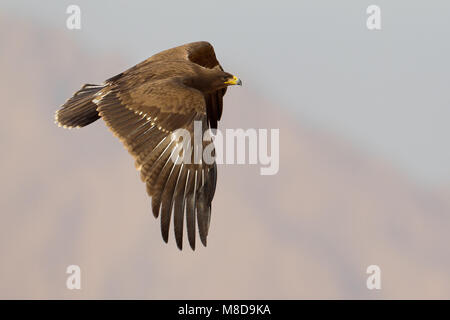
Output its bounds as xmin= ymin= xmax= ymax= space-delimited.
xmin=55 ymin=83 xmax=104 ymax=128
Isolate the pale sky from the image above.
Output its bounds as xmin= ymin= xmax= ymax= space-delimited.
xmin=2 ymin=0 xmax=450 ymax=299
xmin=3 ymin=0 xmax=450 ymax=186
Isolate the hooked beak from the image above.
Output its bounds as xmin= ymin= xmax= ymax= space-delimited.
xmin=224 ymin=75 xmax=242 ymax=86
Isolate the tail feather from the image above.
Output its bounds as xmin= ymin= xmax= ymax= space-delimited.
xmin=55 ymin=84 xmax=104 ymax=128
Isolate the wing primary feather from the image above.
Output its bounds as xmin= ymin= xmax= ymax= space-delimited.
xmin=185 ymin=169 xmax=197 ymax=250
xmin=160 ymin=160 xmax=182 ymax=243
xmin=149 ymin=140 xmax=180 ymax=218
xmin=147 ymin=140 xmax=176 ymax=217
xmin=173 ymin=165 xmax=188 ymax=250
xmin=196 ymin=168 xmax=210 ymax=247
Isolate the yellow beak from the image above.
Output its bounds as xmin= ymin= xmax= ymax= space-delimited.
xmin=224 ymin=75 xmax=242 ymax=86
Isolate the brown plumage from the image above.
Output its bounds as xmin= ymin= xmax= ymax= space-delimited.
xmin=55 ymin=41 xmax=241 ymax=250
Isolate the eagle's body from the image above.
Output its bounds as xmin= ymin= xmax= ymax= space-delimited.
xmin=55 ymin=41 xmax=241 ymax=250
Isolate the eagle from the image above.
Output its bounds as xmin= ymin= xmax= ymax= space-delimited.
xmin=55 ymin=41 xmax=242 ymax=250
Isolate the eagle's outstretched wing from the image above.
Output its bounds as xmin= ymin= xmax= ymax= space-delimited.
xmin=96 ymin=74 xmax=217 ymax=251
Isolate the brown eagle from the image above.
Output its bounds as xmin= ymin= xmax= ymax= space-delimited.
xmin=55 ymin=41 xmax=241 ymax=250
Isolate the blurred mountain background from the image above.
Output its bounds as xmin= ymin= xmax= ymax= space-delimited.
xmin=1 ymin=3 xmax=450 ymax=299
